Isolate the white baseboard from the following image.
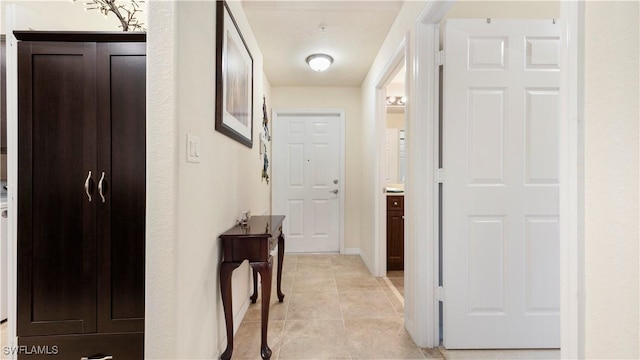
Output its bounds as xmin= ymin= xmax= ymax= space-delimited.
xmin=235 ymin=294 xmax=252 ymax=334
xmin=342 ymin=248 xmax=361 ymax=255
xmin=359 ymin=250 xmax=375 ymax=275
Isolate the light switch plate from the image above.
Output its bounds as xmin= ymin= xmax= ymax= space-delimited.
xmin=187 ymin=133 xmax=201 ymax=163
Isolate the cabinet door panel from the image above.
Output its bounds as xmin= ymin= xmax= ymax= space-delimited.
xmin=17 ymin=42 xmax=97 ymax=336
xmin=96 ymin=42 xmax=146 ymax=332
xmin=386 ymin=196 xmax=404 ymax=271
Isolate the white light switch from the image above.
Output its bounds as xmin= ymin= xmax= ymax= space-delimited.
xmin=187 ymin=134 xmax=201 ymax=163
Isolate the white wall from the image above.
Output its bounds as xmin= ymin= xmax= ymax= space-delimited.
xmin=445 ymin=0 xmax=560 ymax=19
xmin=147 ymin=1 xmax=273 ymax=358
xmin=386 ymin=112 xmax=405 ymax=130
xmin=172 ymin=2 xmax=271 ymax=357
xmin=1 ymin=0 xmax=143 ymax=33
xmin=270 ymin=86 xmax=361 ymax=252
xmin=583 ymin=2 xmax=639 ymax=358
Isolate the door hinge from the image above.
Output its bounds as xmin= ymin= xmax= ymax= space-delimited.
xmin=436 ymin=168 xmax=445 ymax=183
xmin=436 ymin=50 xmax=445 ymax=66
xmin=436 ymin=286 xmax=445 ymax=302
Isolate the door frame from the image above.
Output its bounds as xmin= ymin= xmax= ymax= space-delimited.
xmin=407 ymin=0 xmax=583 ymax=355
xmin=271 ymin=108 xmax=346 ymax=254
xmin=374 ymin=39 xmax=406 ymax=278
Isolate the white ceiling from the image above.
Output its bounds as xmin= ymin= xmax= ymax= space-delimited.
xmin=242 ymin=1 xmax=404 ymax=87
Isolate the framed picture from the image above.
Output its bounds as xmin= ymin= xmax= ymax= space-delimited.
xmin=216 ymin=0 xmax=254 ymax=148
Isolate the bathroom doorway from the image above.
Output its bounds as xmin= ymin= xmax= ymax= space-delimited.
xmin=383 ymin=67 xmax=406 ymax=298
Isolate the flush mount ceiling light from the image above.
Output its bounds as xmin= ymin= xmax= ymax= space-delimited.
xmin=306 ymin=54 xmax=333 ymax=72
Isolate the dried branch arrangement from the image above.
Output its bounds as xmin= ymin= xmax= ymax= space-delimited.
xmin=76 ymin=0 xmax=146 ymax=31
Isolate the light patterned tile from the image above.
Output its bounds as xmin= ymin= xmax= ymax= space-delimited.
xmin=291 ymin=273 xmax=337 ymax=294
xmin=296 ymin=254 xmax=333 ymax=266
xmin=331 ymin=254 xmax=363 ymax=265
xmin=295 ymin=263 xmax=334 ymax=277
xmin=421 ymin=347 xmax=444 ymax=359
xmin=244 ymin=294 xmax=289 ymax=322
xmin=230 ymin=320 xmax=284 ymax=360
xmin=332 ymin=262 xmax=371 ymax=276
xmin=384 ymin=290 xmax=405 ymax=316
xmin=345 ymin=318 xmax=425 ymax=359
xmin=287 ymin=292 xmax=342 ymax=320
xmin=339 ymin=291 xmax=397 ymax=319
xmin=335 ymin=274 xmax=382 ymax=292
xmin=279 ymin=320 xmax=350 ymax=359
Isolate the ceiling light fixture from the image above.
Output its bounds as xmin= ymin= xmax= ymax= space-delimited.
xmin=386 ymin=95 xmax=407 ymax=106
xmin=306 ymin=54 xmax=333 ymax=72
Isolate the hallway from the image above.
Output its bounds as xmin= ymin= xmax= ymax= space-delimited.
xmin=231 ymin=254 xmax=440 ymax=360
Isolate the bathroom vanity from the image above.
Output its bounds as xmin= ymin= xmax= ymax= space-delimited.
xmin=386 ymin=194 xmax=404 ymax=271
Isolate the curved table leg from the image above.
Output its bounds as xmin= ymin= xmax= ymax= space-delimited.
xmin=250 ymin=268 xmax=259 ymax=303
xmin=250 ymin=257 xmax=273 ymax=360
xmin=276 ymin=233 xmax=285 ymax=302
xmin=220 ymin=261 xmax=241 ymax=360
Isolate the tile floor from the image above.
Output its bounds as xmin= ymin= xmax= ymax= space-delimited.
xmin=386 ymin=270 xmax=404 ymax=297
xmin=233 ymin=254 xmax=560 ymax=360
xmin=0 ymin=254 xmax=560 ymax=360
xmin=232 ymin=254 xmax=439 ymax=360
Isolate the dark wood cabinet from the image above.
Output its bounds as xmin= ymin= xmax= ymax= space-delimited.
xmin=386 ymin=195 xmax=404 ymax=271
xmin=16 ymin=32 xmax=145 ymax=358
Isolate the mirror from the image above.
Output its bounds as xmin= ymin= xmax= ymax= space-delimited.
xmin=384 ymin=66 xmax=406 ymax=186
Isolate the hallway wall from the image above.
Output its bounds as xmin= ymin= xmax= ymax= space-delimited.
xmin=583 ymin=2 xmax=639 ymax=358
xmin=147 ymin=1 xmax=272 ymax=358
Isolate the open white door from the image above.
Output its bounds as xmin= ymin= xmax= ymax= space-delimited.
xmin=273 ymin=110 xmax=343 ymax=253
xmin=443 ymin=19 xmax=560 ymax=348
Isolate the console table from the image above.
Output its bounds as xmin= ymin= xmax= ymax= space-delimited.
xmin=219 ymin=215 xmax=286 ymax=360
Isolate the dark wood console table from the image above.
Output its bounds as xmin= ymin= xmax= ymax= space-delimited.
xmin=219 ymin=215 xmax=286 ymax=360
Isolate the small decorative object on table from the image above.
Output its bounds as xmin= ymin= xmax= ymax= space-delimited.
xmin=238 ymin=210 xmax=251 ymax=228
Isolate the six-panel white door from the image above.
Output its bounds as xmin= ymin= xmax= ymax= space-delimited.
xmin=273 ymin=111 xmax=341 ymax=253
xmin=443 ymin=19 xmax=560 ymax=348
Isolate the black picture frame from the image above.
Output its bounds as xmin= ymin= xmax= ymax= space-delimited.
xmin=215 ymin=0 xmax=254 ymax=148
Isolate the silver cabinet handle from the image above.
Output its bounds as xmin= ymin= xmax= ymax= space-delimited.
xmin=98 ymin=171 xmax=106 ymax=203
xmin=84 ymin=171 xmax=92 ymax=202
xmin=81 ymin=356 xmax=113 ymax=360
xmin=330 ymin=189 xmax=338 ymax=194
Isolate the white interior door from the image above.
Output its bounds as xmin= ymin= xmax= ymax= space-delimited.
xmin=443 ymin=19 xmax=560 ymax=349
xmin=273 ymin=111 xmax=342 ymax=253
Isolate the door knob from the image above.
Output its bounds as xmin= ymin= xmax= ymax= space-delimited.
xmin=330 ymin=189 xmax=339 ymax=194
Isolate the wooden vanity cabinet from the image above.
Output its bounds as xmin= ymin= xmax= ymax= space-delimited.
xmin=386 ymin=195 xmax=404 ymax=271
